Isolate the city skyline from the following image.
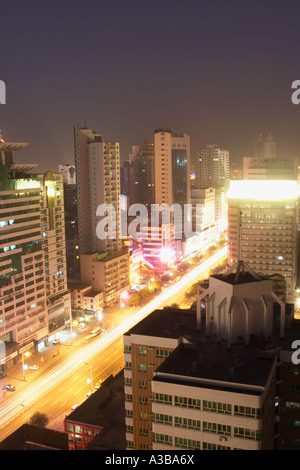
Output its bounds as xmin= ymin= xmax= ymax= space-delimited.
xmin=2 ymin=0 xmax=300 ymax=452
xmin=1 ymin=1 xmax=300 ymax=171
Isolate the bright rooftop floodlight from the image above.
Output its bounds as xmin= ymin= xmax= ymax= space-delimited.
xmin=227 ymin=180 xmax=299 ymax=201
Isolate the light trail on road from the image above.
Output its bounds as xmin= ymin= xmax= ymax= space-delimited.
xmin=0 ymin=247 xmax=226 ymax=433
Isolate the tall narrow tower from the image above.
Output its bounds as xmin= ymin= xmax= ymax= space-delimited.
xmin=74 ymin=126 xmax=129 ymax=306
xmin=74 ymin=127 xmax=122 ymax=254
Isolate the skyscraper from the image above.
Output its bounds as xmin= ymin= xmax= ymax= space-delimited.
xmin=154 ymin=128 xmax=190 ymax=209
xmin=74 ymin=127 xmax=122 ymax=254
xmin=154 ymin=129 xmax=190 ymax=244
xmin=74 ymin=127 xmax=129 ymax=306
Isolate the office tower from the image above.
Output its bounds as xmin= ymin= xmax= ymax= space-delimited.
xmin=132 ymin=140 xmax=155 ymax=208
xmin=123 ymin=260 xmax=299 ymax=450
xmin=0 ymin=137 xmax=71 ymax=371
xmin=74 ymin=127 xmax=130 ymax=306
xmin=227 ymin=180 xmax=298 ymax=295
xmin=195 ymin=144 xmax=229 ymax=190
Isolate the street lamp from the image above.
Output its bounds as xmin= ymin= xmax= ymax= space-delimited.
xmin=22 ymin=351 xmax=30 ymax=381
xmin=20 ymin=403 xmax=30 ymax=423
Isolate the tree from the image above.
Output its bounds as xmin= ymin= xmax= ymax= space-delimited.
xmin=29 ymin=412 xmax=49 ymax=428
xmin=185 ymin=282 xmax=198 ymax=298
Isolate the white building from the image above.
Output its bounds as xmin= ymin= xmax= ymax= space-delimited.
xmin=58 ymin=164 xmax=76 ymax=185
xmin=74 ymin=127 xmax=130 ymax=305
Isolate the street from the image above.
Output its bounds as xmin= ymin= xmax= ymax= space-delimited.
xmin=0 ymin=247 xmax=227 ymax=441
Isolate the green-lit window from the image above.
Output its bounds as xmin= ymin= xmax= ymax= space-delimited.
xmin=203 ymin=421 xmax=217 ymax=433
xmin=153 ymin=433 xmax=173 ymax=446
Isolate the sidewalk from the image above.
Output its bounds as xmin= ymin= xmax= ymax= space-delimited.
xmin=0 ymin=319 xmax=102 ymax=398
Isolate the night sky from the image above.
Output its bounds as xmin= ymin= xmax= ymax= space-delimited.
xmin=1 ymin=0 xmax=300 ymax=172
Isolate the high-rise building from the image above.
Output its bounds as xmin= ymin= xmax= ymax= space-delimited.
xmin=0 ymin=136 xmax=71 ymax=371
xmin=154 ymin=128 xmax=190 ymax=209
xmin=153 ymin=128 xmax=191 ymax=249
xmin=74 ymin=127 xmax=130 ymax=306
xmin=195 ymin=144 xmax=229 ymax=190
xmin=227 ymin=179 xmax=298 ymax=295
xmin=74 ymin=127 xmax=122 ymax=254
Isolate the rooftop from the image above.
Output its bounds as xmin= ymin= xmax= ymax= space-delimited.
xmin=211 ymin=260 xmax=266 ymax=285
xmin=84 ymin=289 xmax=102 ymax=298
xmin=0 ymin=424 xmax=68 ymax=450
xmin=154 ymin=341 xmax=277 ymax=394
xmin=124 ymin=308 xmax=198 ymax=342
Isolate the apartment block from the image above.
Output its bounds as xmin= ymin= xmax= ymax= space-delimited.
xmin=80 ymin=250 xmax=130 ymax=306
xmin=68 ymin=281 xmax=103 ymax=317
xmin=74 ymin=127 xmax=122 ymax=255
xmin=195 ymin=144 xmax=229 ymax=190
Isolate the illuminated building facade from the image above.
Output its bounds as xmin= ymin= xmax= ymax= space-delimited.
xmin=227 ymin=180 xmax=298 ymax=294
xmin=140 ymin=223 xmax=178 ymax=269
xmin=0 ymin=138 xmax=71 ymax=369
